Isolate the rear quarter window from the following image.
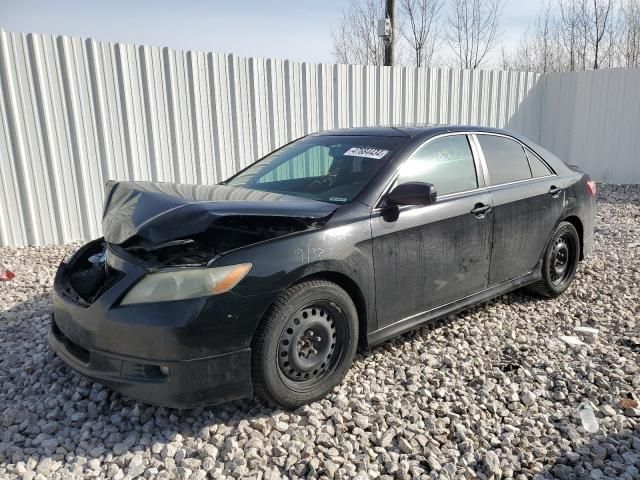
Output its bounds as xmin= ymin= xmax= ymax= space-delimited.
xmin=477 ymin=135 xmax=532 ymax=185
xmin=525 ymin=147 xmax=554 ymax=177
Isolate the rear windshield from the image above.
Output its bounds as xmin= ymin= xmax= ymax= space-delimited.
xmin=226 ymin=135 xmax=407 ymax=204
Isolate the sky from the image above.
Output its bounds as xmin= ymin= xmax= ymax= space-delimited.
xmin=1 ymin=0 xmax=547 ymax=65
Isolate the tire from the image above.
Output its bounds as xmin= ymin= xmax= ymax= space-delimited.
xmin=527 ymin=221 xmax=581 ymax=298
xmin=251 ymin=280 xmax=358 ymax=408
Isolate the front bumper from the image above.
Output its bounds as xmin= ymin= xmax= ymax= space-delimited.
xmin=48 ymin=319 xmax=251 ymax=408
xmin=49 ymin=240 xmax=275 ymax=407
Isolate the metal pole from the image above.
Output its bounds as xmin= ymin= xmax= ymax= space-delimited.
xmin=384 ymin=0 xmax=395 ymax=66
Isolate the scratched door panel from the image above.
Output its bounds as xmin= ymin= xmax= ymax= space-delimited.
xmin=488 ymin=177 xmax=565 ymax=285
xmin=371 ymin=191 xmax=493 ymax=328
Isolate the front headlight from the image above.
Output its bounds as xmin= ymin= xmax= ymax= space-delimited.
xmin=120 ymin=263 xmax=252 ymax=305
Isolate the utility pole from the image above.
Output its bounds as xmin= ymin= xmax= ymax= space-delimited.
xmin=384 ymin=0 xmax=395 ymax=66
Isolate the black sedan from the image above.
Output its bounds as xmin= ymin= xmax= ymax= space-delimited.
xmin=49 ymin=125 xmax=596 ymax=408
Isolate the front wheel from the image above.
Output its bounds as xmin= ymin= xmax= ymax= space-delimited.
xmin=527 ymin=221 xmax=581 ymax=298
xmin=251 ymin=280 xmax=358 ymax=408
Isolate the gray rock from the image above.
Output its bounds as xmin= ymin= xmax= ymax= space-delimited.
xmin=162 ymin=444 xmax=177 ymax=460
xmin=397 ymin=437 xmax=414 ymax=455
xmin=353 ymin=414 xmax=370 ymax=429
xmin=484 ymin=451 xmax=501 ymax=475
xmin=553 ymin=464 xmax=574 ymax=480
xmin=41 ymin=438 xmax=59 ymax=449
xmin=520 ymin=390 xmax=536 ymax=407
xmin=35 ymin=458 xmax=53 ymax=476
xmin=566 ymin=451 xmax=581 ymax=463
xmin=89 ymin=445 xmax=105 ymax=457
xmin=112 ymin=442 xmax=128 ymax=456
xmin=600 ymin=405 xmax=617 ymax=417
xmin=626 ymin=466 xmax=639 ymax=478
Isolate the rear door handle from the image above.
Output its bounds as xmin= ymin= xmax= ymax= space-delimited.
xmin=549 ymin=186 xmax=562 ymax=197
xmin=470 ymin=203 xmax=492 ymax=217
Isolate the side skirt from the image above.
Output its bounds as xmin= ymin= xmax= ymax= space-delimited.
xmin=366 ymin=266 xmax=542 ymax=347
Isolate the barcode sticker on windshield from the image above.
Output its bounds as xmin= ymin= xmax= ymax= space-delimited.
xmin=343 ymin=147 xmax=389 ymax=159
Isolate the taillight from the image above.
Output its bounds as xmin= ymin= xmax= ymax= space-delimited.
xmin=586 ymin=180 xmax=597 ymax=197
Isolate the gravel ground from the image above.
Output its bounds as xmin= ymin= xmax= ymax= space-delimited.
xmin=1 ymin=184 xmax=639 ymax=480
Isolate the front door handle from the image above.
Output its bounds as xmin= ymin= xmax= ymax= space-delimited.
xmin=549 ymin=186 xmax=563 ymax=197
xmin=470 ymin=203 xmax=492 ymax=217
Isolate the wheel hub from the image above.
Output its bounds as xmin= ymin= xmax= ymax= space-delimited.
xmin=551 ymin=236 xmax=570 ymax=283
xmin=278 ymin=306 xmax=337 ymax=382
xmin=297 ymin=329 xmax=321 ymax=359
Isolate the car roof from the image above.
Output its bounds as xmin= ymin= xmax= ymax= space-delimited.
xmin=312 ymin=124 xmax=515 ymax=139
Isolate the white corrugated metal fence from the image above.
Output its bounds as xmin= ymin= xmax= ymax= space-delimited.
xmin=0 ymin=28 xmax=636 ymax=246
xmin=539 ymin=69 xmax=640 ymax=184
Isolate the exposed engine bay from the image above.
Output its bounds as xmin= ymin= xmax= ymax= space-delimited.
xmin=62 ymin=215 xmax=312 ymax=304
xmin=62 ymin=241 xmax=123 ymax=304
xmin=122 ymin=215 xmax=311 ymax=267
xmin=60 ymin=180 xmax=338 ymax=305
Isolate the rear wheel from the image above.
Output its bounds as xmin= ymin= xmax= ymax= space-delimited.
xmin=527 ymin=221 xmax=580 ymax=298
xmin=251 ymin=280 xmax=358 ymax=408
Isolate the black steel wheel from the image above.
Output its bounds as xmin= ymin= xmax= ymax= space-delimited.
xmin=277 ymin=303 xmax=346 ymax=386
xmin=549 ymin=235 xmax=572 ymax=285
xmin=251 ymin=280 xmax=358 ymax=408
xmin=527 ymin=221 xmax=580 ymax=298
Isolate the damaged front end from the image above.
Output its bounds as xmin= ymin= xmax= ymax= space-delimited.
xmin=58 ymin=240 xmax=124 ymax=305
xmin=121 ymin=215 xmax=312 ymax=268
xmin=97 ymin=180 xmax=338 ymax=269
xmin=50 ymin=180 xmax=344 ymax=408
xmin=60 ymin=180 xmax=339 ymax=304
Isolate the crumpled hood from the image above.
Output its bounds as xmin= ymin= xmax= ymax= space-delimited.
xmin=102 ymin=180 xmax=339 ymax=245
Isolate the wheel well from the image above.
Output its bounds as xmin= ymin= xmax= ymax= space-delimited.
xmin=563 ymin=215 xmax=584 ymax=260
xmin=295 ymin=272 xmax=368 ymax=348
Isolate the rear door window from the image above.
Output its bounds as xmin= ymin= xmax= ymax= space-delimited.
xmin=477 ymin=135 xmax=532 ymax=185
xmin=397 ymin=135 xmax=478 ymax=196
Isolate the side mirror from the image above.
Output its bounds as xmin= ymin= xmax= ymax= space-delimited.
xmin=386 ymin=182 xmax=437 ymax=206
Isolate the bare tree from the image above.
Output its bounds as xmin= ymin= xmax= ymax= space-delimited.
xmin=333 ymin=0 xmax=634 ymax=70
xmin=619 ymin=0 xmax=640 ymax=67
xmin=501 ymin=0 xmax=640 ymax=72
xmin=518 ymin=1 xmax=561 ymax=71
xmin=602 ymin=8 xmax=621 ymax=68
xmin=331 ymin=0 xmax=387 ymax=65
xmin=584 ymin=0 xmax=616 ymax=69
xmin=558 ymin=0 xmax=584 ymax=70
xmin=398 ymin=0 xmax=443 ymax=67
xmin=501 ymin=2 xmax=563 ymax=73
xmin=536 ymin=1 xmax=561 ymax=72
xmin=501 ymin=28 xmax=539 ymax=71
xmin=446 ymin=0 xmax=505 ymax=69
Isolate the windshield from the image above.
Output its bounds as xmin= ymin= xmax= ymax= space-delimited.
xmin=226 ymin=135 xmax=407 ymax=204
